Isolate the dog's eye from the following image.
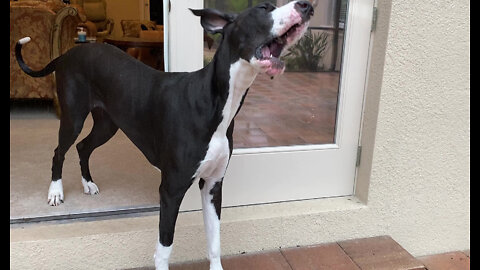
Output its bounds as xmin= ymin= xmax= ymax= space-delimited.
xmin=257 ymin=3 xmax=275 ymax=12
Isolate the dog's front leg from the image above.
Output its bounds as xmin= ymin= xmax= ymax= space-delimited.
xmin=200 ymin=178 xmax=224 ymax=270
xmin=154 ymin=173 xmax=190 ymax=270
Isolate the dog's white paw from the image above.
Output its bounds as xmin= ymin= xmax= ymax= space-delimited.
xmin=82 ymin=177 xmax=99 ymax=195
xmin=47 ymin=179 xmax=64 ymax=206
xmin=154 ymin=242 xmax=172 ymax=270
xmin=209 ymin=259 xmax=223 ymax=270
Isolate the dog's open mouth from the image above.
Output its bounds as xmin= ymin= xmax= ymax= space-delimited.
xmin=255 ymin=22 xmax=306 ymax=76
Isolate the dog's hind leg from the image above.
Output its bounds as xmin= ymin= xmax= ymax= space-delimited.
xmin=76 ymin=107 xmax=118 ymax=195
xmin=49 ymin=104 xmax=90 ymax=206
xmin=199 ymin=178 xmax=224 ymax=270
xmin=154 ymin=172 xmax=192 ymax=270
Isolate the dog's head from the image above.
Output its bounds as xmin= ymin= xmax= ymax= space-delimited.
xmin=191 ymin=1 xmax=314 ymax=76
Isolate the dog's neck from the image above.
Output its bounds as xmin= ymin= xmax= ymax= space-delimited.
xmin=222 ymin=59 xmax=257 ymax=131
xmin=204 ymin=40 xmax=259 ymax=132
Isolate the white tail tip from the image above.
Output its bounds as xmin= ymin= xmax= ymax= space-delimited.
xmin=19 ymin=37 xmax=31 ymax=45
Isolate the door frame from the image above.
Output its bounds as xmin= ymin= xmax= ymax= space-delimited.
xmin=164 ymin=0 xmax=375 ymax=211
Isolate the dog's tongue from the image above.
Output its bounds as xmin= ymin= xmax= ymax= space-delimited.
xmin=266 ymin=57 xmax=285 ymax=76
xmin=261 ymin=46 xmax=271 ymax=58
xmin=259 ymin=45 xmax=285 ymax=76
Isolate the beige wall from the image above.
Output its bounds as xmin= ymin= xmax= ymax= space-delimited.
xmin=10 ymin=0 xmax=470 ymax=268
xmin=355 ymin=0 xmax=470 ymax=254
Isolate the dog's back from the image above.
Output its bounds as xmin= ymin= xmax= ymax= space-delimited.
xmin=55 ymin=43 xmax=160 ymax=97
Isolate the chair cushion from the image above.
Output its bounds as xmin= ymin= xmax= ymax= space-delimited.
xmin=121 ymin=20 xmax=156 ymax=37
xmin=84 ymin=1 xmax=105 ymax=22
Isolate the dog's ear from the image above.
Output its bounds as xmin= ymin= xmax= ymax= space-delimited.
xmin=190 ymin=8 xmax=237 ymax=34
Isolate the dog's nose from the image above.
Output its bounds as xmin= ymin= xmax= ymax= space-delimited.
xmin=295 ymin=1 xmax=314 ymax=19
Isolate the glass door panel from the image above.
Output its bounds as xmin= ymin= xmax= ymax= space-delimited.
xmin=203 ymin=0 xmax=349 ymax=148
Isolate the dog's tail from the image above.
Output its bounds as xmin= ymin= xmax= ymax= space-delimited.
xmin=15 ymin=37 xmax=58 ymax=77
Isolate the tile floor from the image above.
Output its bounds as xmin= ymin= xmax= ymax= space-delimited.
xmin=127 ymin=236 xmax=470 ymax=270
xmin=234 ymin=72 xmax=339 ymax=148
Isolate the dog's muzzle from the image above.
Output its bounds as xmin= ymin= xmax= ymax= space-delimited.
xmin=254 ymin=1 xmax=314 ymax=76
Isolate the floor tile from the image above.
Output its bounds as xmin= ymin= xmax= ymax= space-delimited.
xmin=338 ymin=236 xmax=426 ymax=270
xmin=281 ymin=243 xmax=360 ymax=270
xmin=171 ymin=250 xmax=292 ymax=270
xmin=418 ymin=251 xmax=470 ymax=270
xmin=170 ymin=259 xmax=210 ymax=270
xmin=221 ymin=251 xmax=292 ymax=270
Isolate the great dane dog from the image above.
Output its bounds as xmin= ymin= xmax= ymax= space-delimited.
xmin=16 ymin=1 xmax=313 ymax=269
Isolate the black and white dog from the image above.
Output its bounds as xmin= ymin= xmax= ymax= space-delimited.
xmin=16 ymin=1 xmax=313 ymax=269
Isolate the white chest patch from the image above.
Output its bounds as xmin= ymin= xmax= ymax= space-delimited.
xmin=193 ymin=59 xmax=257 ymax=181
